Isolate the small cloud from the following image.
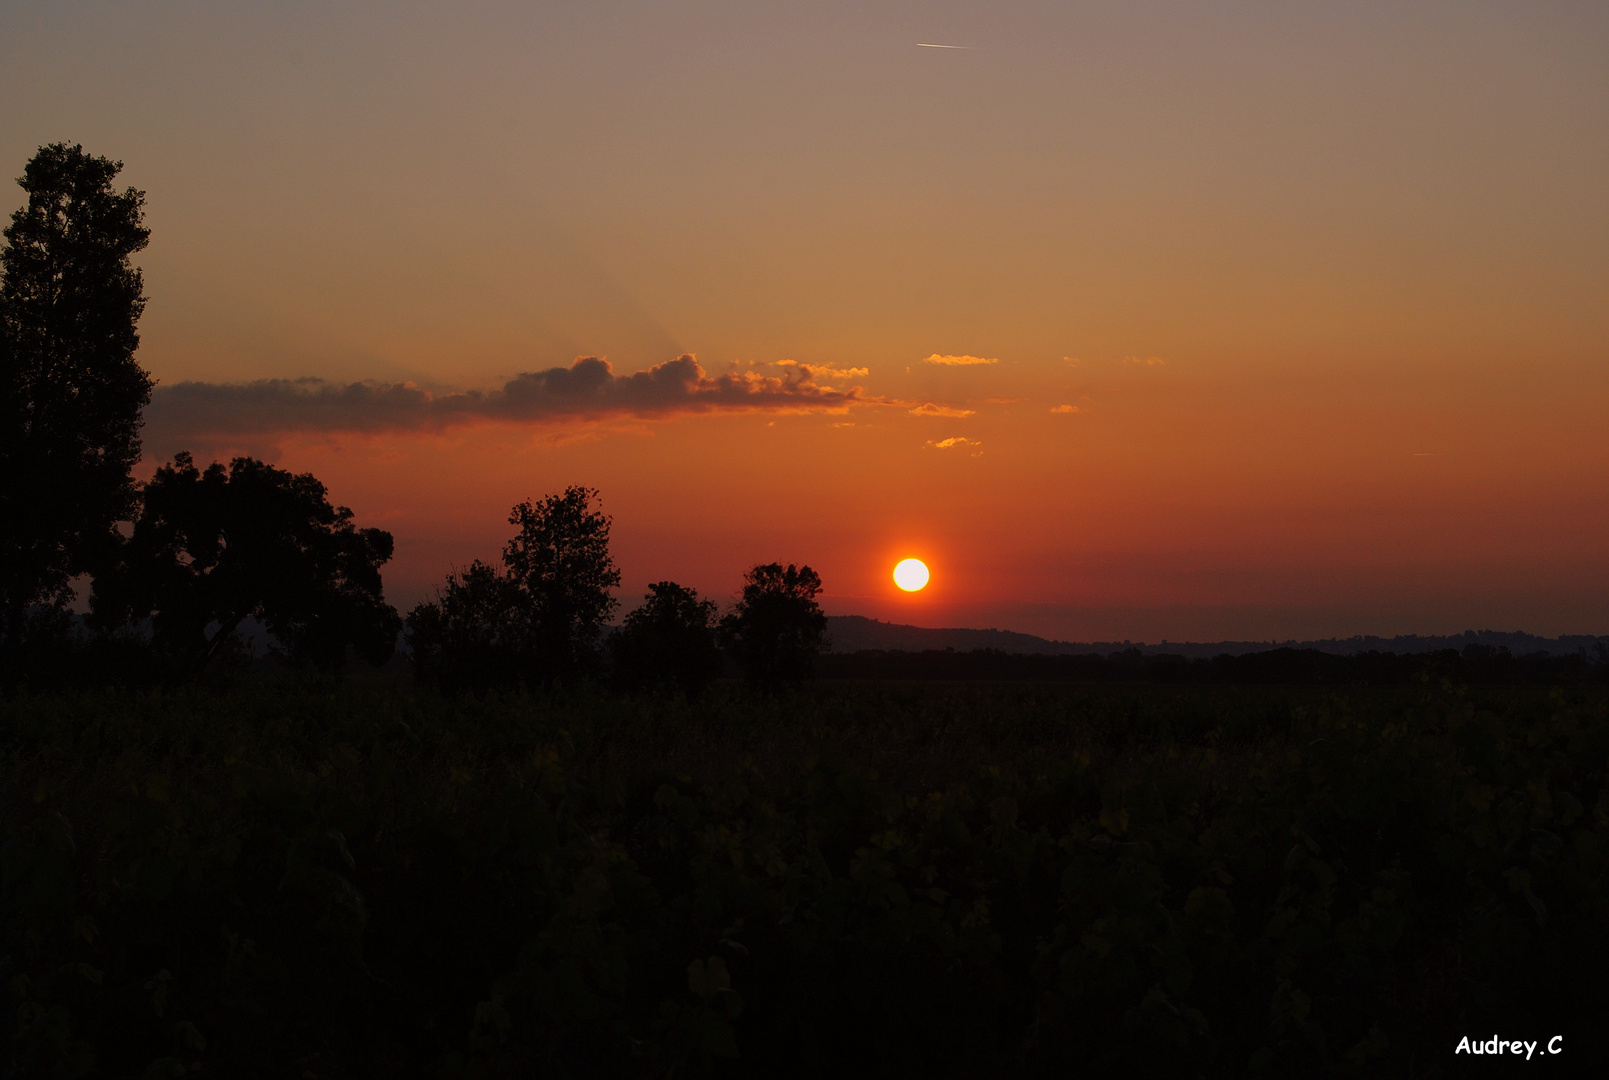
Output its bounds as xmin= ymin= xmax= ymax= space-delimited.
xmin=1062 ymin=356 xmax=1079 ymax=367
xmin=926 ymin=436 xmax=983 ymax=457
xmin=909 ymin=403 xmax=976 ymax=418
xmin=777 ymin=359 xmax=870 ymax=381
xmin=981 ymin=396 xmax=1018 ymax=405
xmin=833 ymin=421 xmax=856 ymax=428
xmin=922 ymin=353 xmax=998 ymax=366
xmin=1050 ymin=404 xmax=1082 ymax=414
xmin=1122 ymin=355 xmax=1166 ymax=366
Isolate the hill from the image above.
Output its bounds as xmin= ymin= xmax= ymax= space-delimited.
xmin=824 ymin=615 xmax=1607 ymax=659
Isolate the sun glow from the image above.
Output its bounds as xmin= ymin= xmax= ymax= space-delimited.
xmin=893 ymin=558 xmax=930 ymax=592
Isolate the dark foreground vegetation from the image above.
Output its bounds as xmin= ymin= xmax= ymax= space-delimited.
xmin=820 ymin=643 xmax=1608 ymax=687
xmin=5 ymin=677 xmax=1608 ymax=1078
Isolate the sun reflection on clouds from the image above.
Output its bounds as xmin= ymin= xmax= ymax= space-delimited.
xmin=775 ymin=359 xmax=870 ymax=382
xmin=923 ymin=354 xmax=998 ymax=366
xmin=926 ymin=436 xmax=983 ymax=456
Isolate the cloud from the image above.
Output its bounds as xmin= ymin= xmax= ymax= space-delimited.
xmin=144 ymin=355 xmax=870 ymax=442
xmin=922 ymin=353 xmax=998 ymax=366
xmin=776 ymin=359 xmax=869 ymax=381
xmin=1050 ymin=404 xmax=1082 ymax=414
xmin=926 ymin=436 xmax=983 ymax=456
xmin=908 ymin=403 xmax=976 ymax=418
xmin=1122 ymin=355 xmax=1166 ymax=366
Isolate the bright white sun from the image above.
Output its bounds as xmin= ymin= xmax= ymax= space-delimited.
xmin=893 ymin=558 xmax=930 ymax=592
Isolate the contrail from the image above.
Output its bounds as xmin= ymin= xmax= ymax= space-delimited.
xmin=917 ymin=43 xmax=969 ymax=49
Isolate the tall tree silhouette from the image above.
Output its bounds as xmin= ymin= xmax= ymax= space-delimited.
xmin=91 ymin=453 xmax=402 ymax=675
xmin=611 ymin=581 xmax=723 ymax=695
xmin=502 ymin=486 xmax=620 ymax=682
xmin=408 ymin=485 xmax=619 ymax=688
xmin=719 ymin=563 xmax=827 ymax=687
xmin=0 ymin=143 xmax=152 ymax=643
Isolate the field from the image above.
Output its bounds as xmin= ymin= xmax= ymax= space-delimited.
xmin=4 ymin=674 xmax=1607 ymax=1077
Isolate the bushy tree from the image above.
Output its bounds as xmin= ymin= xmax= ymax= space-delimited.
xmin=718 ymin=563 xmax=827 ymax=688
xmin=407 ymin=485 xmax=619 ymax=688
xmin=1 ymin=143 xmax=152 ymax=642
xmin=91 ymin=452 xmax=402 ymax=674
xmin=404 ymin=560 xmax=524 ymax=692
xmin=610 ymin=581 xmax=723 ymax=695
xmin=502 ymin=485 xmax=620 ymax=681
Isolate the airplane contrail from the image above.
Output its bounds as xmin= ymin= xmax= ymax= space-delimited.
xmin=917 ymin=43 xmax=969 ymax=49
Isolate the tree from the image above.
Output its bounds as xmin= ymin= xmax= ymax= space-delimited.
xmin=502 ymin=486 xmax=620 ymax=682
xmin=406 ymin=485 xmax=620 ymax=688
xmin=1 ymin=143 xmax=152 ymax=643
xmin=90 ymin=452 xmax=402 ymax=675
xmin=718 ymin=563 xmax=827 ymax=688
xmin=405 ymin=560 xmax=525 ymax=692
xmin=610 ymin=581 xmax=723 ymax=695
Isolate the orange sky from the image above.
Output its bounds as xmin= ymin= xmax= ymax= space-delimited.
xmin=5 ymin=2 xmax=1607 ymax=640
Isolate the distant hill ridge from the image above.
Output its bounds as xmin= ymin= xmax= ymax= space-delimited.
xmin=825 ymin=615 xmax=1608 ymax=659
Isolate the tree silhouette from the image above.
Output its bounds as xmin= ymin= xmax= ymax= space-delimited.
xmin=0 ymin=143 xmax=151 ymax=644
xmin=611 ymin=581 xmax=723 ymax=695
xmin=91 ymin=452 xmax=402 ymax=675
xmin=718 ymin=563 xmax=828 ymax=687
xmin=502 ymin=486 xmax=621 ymax=682
xmin=407 ymin=485 xmax=620 ymax=688
xmin=405 ymin=560 xmax=524 ymax=692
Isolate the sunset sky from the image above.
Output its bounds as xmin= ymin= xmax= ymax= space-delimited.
xmin=5 ymin=1 xmax=1607 ymax=641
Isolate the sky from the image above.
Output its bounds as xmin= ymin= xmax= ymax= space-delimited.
xmin=4 ymin=0 xmax=1608 ymax=642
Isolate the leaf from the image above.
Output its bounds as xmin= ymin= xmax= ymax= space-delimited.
xmin=1098 ymin=807 xmax=1129 ymax=837
xmin=175 ymin=1020 xmax=206 ymax=1053
xmin=687 ymin=956 xmax=731 ymax=1002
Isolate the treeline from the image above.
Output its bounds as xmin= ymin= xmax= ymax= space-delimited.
xmin=0 ymin=143 xmax=830 ymax=693
xmin=404 ymin=488 xmax=827 ymax=694
xmin=821 ymin=644 xmax=1609 ymax=686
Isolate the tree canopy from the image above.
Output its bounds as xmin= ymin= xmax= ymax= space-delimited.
xmin=91 ymin=452 xmax=402 ymax=675
xmin=502 ymin=485 xmax=621 ymax=681
xmin=405 ymin=560 xmax=525 ymax=692
xmin=408 ymin=485 xmax=620 ymax=688
xmin=718 ymin=562 xmax=828 ymax=687
xmin=611 ymin=581 xmax=723 ymax=695
xmin=1 ymin=143 xmax=151 ymax=639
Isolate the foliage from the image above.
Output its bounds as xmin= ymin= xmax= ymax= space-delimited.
xmin=504 ymin=486 xmax=621 ymax=681
xmin=405 ymin=560 xmax=526 ymax=692
xmin=819 ymin=644 xmax=1608 ymax=686
xmin=611 ymin=581 xmax=724 ymax=695
xmin=5 ymin=678 xmax=1606 ymax=1077
xmin=89 ymin=452 xmax=402 ymax=675
xmin=718 ymin=563 xmax=827 ymax=688
xmin=0 ymin=143 xmax=151 ymax=642
xmin=409 ymin=486 xmax=620 ymax=689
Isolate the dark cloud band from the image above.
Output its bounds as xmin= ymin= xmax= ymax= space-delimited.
xmin=145 ymin=355 xmax=867 ymax=439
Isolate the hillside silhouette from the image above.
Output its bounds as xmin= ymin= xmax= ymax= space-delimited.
xmin=826 ymin=614 xmax=1607 ymax=659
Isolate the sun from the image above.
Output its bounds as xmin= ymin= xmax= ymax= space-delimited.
xmin=893 ymin=558 xmax=930 ymax=592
